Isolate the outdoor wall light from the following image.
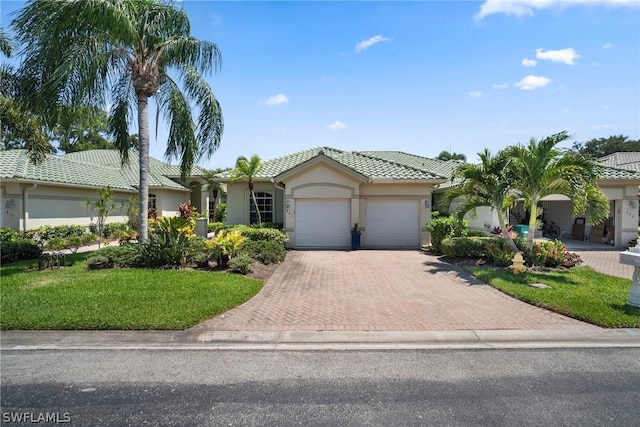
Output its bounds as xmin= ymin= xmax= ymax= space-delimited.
xmin=629 ymin=200 xmax=637 ymax=209
xmin=424 ymin=199 xmax=431 ymax=209
xmin=286 ymin=199 xmax=291 ymax=208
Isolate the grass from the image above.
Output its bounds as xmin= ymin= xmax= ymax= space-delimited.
xmin=0 ymin=253 xmax=263 ymax=330
xmin=465 ymin=264 xmax=640 ymax=328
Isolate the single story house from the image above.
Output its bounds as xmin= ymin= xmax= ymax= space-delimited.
xmin=216 ymin=147 xmax=460 ymax=248
xmin=0 ymin=149 xmax=211 ymax=231
xmin=435 ymin=155 xmax=640 ymax=248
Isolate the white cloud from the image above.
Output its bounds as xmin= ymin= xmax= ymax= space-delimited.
xmin=469 ymin=91 xmax=483 ymax=98
xmin=593 ymin=124 xmax=612 ymax=130
xmin=536 ymin=48 xmax=580 ymax=65
xmin=515 ymin=75 xmax=552 ymax=90
xmin=260 ymin=94 xmax=289 ymax=106
xmin=327 ymin=120 xmax=347 ymax=131
xmin=522 ymin=58 xmax=538 ymax=67
xmin=602 ymin=42 xmax=616 ymax=49
xmin=492 ymin=82 xmax=509 ymax=89
xmin=355 ymin=35 xmax=390 ymax=53
xmin=475 ymin=0 xmax=639 ymax=21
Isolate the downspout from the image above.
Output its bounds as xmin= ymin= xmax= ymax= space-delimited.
xmin=22 ymin=183 xmax=38 ymax=232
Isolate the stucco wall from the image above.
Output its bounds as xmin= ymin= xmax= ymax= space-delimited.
xmin=0 ymin=182 xmax=191 ymax=230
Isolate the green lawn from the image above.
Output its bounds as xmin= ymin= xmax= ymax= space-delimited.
xmin=0 ymin=253 xmax=263 ymax=330
xmin=465 ymin=264 xmax=640 ymax=328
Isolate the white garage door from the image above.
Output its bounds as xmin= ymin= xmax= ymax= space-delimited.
xmin=365 ymin=200 xmax=420 ymax=248
xmin=296 ymin=199 xmax=351 ymax=248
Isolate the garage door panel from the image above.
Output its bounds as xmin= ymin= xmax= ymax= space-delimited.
xmin=365 ymin=200 xmax=419 ymax=248
xmin=296 ymin=199 xmax=350 ymax=247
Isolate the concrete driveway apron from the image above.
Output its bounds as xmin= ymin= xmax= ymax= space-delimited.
xmin=191 ymin=250 xmax=598 ymax=332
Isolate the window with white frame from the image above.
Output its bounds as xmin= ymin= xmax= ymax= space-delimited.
xmin=250 ymin=192 xmax=273 ymax=224
xmin=148 ymin=193 xmax=157 ymax=210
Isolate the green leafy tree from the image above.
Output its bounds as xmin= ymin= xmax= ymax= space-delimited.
xmin=572 ymin=135 xmax=640 ymax=158
xmin=12 ymin=0 xmax=223 ymax=243
xmin=50 ymin=106 xmax=113 ymax=153
xmin=231 ymin=155 xmax=263 ymax=226
xmin=201 ymin=168 xmax=227 ymax=221
xmin=504 ymin=131 xmax=610 ymax=249
xmin=436 ymin=151 xmax=466 ymax=162
xmin=444 ymin=149 xmax=519 ymax=253
xmin=0 ymin=27 xmax=50 ymax=163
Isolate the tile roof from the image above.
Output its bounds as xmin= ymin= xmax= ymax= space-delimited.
xmin=599 ymin=152 xmax=640 ymax=172
xmin=0 ymin=149 xmax=205 ymax=191
xmin=219 ymin=147 xmax=450 ymax=182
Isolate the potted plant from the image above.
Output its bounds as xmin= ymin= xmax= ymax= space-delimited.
xmin=351 ymin=222 xmax=361 ymax=250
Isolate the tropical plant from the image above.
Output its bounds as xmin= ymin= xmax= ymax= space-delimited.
xmin=12 ymin=0 xmax=224 ymax=243
xmin=503 ymin=131 xmax=610 ymax=249
xmin=444 ymin=149 xmax=519 ymax=253
xmin=201 ymin=168 xmax=228 ymax=220
xmin=85 ymin=186 xmax=116 ymax=248
xmin=205 ymin=230 xmax=247 ymax=269
xmin=436 ymin=150 xmax=466 ymax=161
xmin=231 ymin=155 xmax=263 ymax=225
xmin=0 ymin=27 xmax=50 ymax=163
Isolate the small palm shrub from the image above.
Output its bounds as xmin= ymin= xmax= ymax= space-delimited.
xmin=142 ymin=217 xmax=194 ymax=267
xmin=205 ymin=230 xmax=247 ymax=269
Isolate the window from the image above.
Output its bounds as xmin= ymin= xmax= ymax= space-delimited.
xmin=250 ymin=192 xmax=273 ymax=224
xmin=148 ymin=193 xmax=157 ymax=210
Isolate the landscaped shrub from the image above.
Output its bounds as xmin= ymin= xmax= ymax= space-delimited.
xmin=425 ymin=212 xmax=468 ymax=254
xmin=229 ymin=253 xmax=255 ymax=275
xmin=44 ymin=237 xmax=67 ymax=251
xmin=441 ymin=237 xmax=492 ymax=258
xmin=103 ymin=222 xmax=128 ymax=239
xmin=520 ymin=240 xmax=578 ymax=268
xmin=205 ymin=230 xmax=247 ymax=269
xmin=92 ymin=244 xmax=141 ymax=268
xmin=85 ymin=255 xmax=112 ymax=270
xmin=214 ymin=202 xmax=227 ymax=222
xmin=485 ymin=238 xmax=514 ymax=267
xmin=24 ymin=224 xmax=86 ymax=241
xmin=0 ymin=240 xmax=43 ymax=263
xmin=208 ymin=222 xmax=227 ymax=233
xmin=239 ymin=240 xmax=287 ymax=264
xmin=251 ymin=222 xmax=284 ymax=230
xmin=233 ymin=226 xmax=289 ymax=244
xmin=63 ymin=233 xmax=98 ymax=253
xmin=467 ymin=229 xmax=488 ymax=237
xmin=0 ymin=228 xmax=23 ymax=242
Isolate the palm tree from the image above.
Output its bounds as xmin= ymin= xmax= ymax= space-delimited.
xmin=201 ymin=168 xmax=227 ymax=221
xmin=231 ymin=155 xmax=263 ymax=226
xmin=11 ymin=0 xmax=223 ymax=243
xmin=444 ymin=149 xmax=519 ymax=253
xmin=504 ymin=131 xmax=610 ymax=249
xmin=0 ymin=27 xmax=50 ymax=163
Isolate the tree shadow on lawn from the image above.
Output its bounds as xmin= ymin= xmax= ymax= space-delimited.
xmin=0 ymin=252 xmax=93 ymax=278
xmin=609 ymin=303 xmax=640 ymax=317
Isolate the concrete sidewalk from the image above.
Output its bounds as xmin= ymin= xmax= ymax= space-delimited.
xmin=2 ymin=329 xmax=640 ymax=351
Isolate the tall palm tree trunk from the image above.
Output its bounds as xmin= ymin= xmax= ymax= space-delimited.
xmin=250 ymin=188 xmax=262 ymax=226
xmin=138 ymin=94 xmax=150 ymax=243
xmin=527 ymin=202 xmax=539 ymax=249
xmin=497 ymin=211 xmax=519 ymax=253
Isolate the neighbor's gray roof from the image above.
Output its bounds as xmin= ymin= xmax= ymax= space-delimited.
xmin=599 ymin=152 xmax=640 ymax=172
xmin=0 ymin=149 xmax=205 ymax=191
xmin=219 ymin=147 xmax=452 ymax=182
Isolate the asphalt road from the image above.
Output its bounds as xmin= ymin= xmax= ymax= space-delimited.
xmin=2 ymin=348 xmax=639 ymax=426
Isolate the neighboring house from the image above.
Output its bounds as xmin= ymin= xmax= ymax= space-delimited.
xmin=216 ymin=147 xmax=459 ymax=248
xmin=599 ymin=152 xmax=640 ymax=172
xmin=435 ymin=156 xmax=640 ymax=248
xmin=0 ymin=149 xmax=210 ymax=231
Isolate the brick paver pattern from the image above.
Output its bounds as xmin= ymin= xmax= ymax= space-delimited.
xmin=192 ymin=250 xmax=598 ymax=332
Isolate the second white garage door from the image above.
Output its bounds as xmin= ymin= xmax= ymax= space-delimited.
xmin=295 ymin=199 xmax=351 ymax=248
xmin=365 ymin=200 xmax=420 ymax=248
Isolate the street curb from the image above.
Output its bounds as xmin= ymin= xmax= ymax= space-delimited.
xmin=2 ymin=329 xmax=640 ymax=351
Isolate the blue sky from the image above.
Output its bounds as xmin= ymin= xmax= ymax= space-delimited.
xmin=2 ymin=0 xmax=639 ymax=169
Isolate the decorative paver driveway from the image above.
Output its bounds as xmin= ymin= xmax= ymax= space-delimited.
xmin=191 ymin=250 xmax=599 ymax=332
